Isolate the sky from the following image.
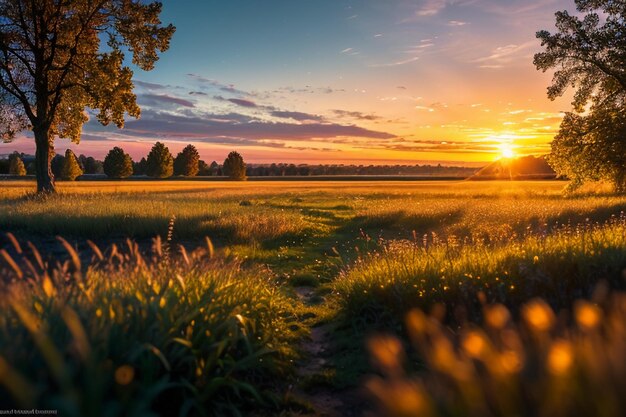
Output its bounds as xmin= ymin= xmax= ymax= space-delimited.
xmin=2 ymin=0 xmax=577 ymax=166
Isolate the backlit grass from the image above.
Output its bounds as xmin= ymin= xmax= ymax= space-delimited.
xmin=0 ymin=238 xmax=300 ymax=416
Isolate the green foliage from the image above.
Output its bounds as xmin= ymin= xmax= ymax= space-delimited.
xmin=173 ymin=144 xmax=200 ymax=177
xmin=60 ymin=149 xmax=83 ymax=181
xmin=8 ymin=153 xmax=26 ymax=176
xmin=146 ymin=142 xmax=174 ymax=178
xmin=0 ymin=0 xmax=174 ymax=192
xmin=223 ymin=151 xmax=247 ymax=181
xmin=535 ymin=1 xmax=626 ymax=191
xmin=103 ymin=147 xmax=134 ymax=179
xmin=0 ymin=239 xmax=298 ymax=416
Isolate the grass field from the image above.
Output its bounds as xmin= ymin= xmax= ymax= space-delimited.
xmin=1 ymin=179 xmax=625 ymax=416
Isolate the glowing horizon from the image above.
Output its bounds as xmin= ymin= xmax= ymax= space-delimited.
xmin=0 ymin=0 xmax=573 ymax=165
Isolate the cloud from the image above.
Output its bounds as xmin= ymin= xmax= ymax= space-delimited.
xmin=333 ymin=110 xmax=382 ymax=121
xmin=448 ymin=20 xmax=468 ymax=26
xmin=416 ymin=0 xmax=447 ymax=16
xmin=369 ymin=56 xmax=420 ymax=67
xmin=228 ymin=98 xmax=258 ymax=108
xmin=138 ymin=94 xmax=195 ymax=108
xmin=473 ymin=41 xmax=536 ymax=68
xmin=186 ymin=74 xmax=249 ymax=96
xmin=270 ymin=110 xmax=325 ymax=122
xmin=98 ymin=109 xmax=395 ymax=142
xmin=133 ymin=80 xmax=167 ymax=90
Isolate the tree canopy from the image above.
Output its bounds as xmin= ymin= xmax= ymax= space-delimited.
xmin=223 ymin=151 xmax=247 ymax=181
xmin=8 ymin=152 xmax=25 ymax=176
xmin=174 ymin=144 xmax=200 ymax=177
xmin=103 ymin=146 xmax=133 ymax=179
xmin=146 ymin=141 xmax=173 ymax=178
xmin=0 ymin=0 xmax=174 ymax=192
xmin=535 ymin=0 xmax=626 ymax=191
xmin=60 ymin=149 xmax=82 ymax=181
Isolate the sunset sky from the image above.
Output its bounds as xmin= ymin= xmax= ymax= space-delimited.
xmin=2 ymin=0 xmax=576 ymax=166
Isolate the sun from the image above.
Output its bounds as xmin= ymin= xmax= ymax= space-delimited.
xmin=498 ymin=143 xmax=516 ymax=159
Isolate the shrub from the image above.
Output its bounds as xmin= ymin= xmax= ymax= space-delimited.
xmin=223 ymin=151 xmax=246 ymax=180
xmin=146 ymin=142 xmax=173 ymax=178
xmin=8 ymin=153 xmax=26 ymax=176
xmin=60 ymin=149 xmax=83 ymax=181
xmin=173 ymin=144 xmax=200 ymax=176
xmin=103 ymin=147 xmax=133 ymax=179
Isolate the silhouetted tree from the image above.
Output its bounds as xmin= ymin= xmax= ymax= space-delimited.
xmin=173 ymin=144 xmax=200 ymax=176
xmin=146 ymin=142 xmax=173 ymax=178
xmin=133 ymin=157 xmax=148 ymax=176
xmin=79 ymin=155 xmax=104 ymax=175
xmin=0 ymin=1 xmax=174 ymax=193
xmin=9 ymin=152 xmax=26 ymax=177
xmin=535 ymin=0 xmax=626 ymax=191
xmin=60 ymin=149 xmax=82 ymax=181
xmin=104 ymin=147 xmax=133 ymax=179
xmin=8 ymin=152 xmax=25 ymax=176
xmin=197 ymin=160 xmax=210 ymax=176
xmin=223 ymin=151 xmax=246 ymax=180
xmin=209 ymin=161 xmax=220 ymax=176
xmin=51 ymin=154 xmax=64 ymax=178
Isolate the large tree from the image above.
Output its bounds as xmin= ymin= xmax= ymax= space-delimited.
xmin=0 ymin=1 xmax=174 ymax=192
xmin=535 ymin=0 xmax=626 ymax=191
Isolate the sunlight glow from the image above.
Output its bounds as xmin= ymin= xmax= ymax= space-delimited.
xmin=499 ymin=143 xmax=516 ymax=159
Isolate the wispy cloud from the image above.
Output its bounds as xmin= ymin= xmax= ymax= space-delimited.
xmin=473 ymin=41 xmax=536 ymax=68
xmin=416 ymin=0 xmax=447 ymax=16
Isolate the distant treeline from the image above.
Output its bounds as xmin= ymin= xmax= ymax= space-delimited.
xmin=0 ymin=146 xmax=478 ymax=179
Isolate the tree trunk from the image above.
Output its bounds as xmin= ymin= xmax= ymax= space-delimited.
xmin=34 ymin=126 xmax=56 ymax=193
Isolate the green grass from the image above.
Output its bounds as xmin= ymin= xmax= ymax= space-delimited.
xmin=0 ymin=241 xmax=302 ymax=416
xmin=2 ymin=180 xmax=626 ymax=415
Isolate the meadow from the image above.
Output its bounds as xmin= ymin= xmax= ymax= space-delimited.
xmin=1 ymin=180 xmax=625 ymax=416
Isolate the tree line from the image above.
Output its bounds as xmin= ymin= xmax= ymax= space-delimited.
xmin=1 ymin=145 xmax=477 ymax=179
xmin=0 ymin=143 xmax=247 ymax=180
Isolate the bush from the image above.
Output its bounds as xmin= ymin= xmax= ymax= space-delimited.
xmin=103 ymin=147 xmax=133 ymax=179
xmin=60 ymin=149 xmax=83 ymax=181
xmin=8 ymin=153 xmax=26 ymax=176
xmin=173 ymin=144 xmax=200 ymax=176
xmin=146 ymin=142 xmax=173 ymax=178
xmin=223 ymin=151 xmax=246 ymax=180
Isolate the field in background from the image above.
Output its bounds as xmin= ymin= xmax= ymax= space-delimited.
xmin=1 ymin=179 xmax=626 ymax=416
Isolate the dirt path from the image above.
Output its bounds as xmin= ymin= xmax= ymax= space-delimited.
xmin=292 ymin=287 xmax=364 ymax=417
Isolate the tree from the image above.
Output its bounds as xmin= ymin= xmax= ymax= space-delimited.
xmin=0 ymin=1 xmax=175 ymax=193
xmin=8 ymin=152 xmax=25 ymax=176
xmin=133 ymin=157 xmax=148 ymax=176
xmin=103 ymin=147 xmax=133 ymax=179
xmin=535 ymin=0 xmax=626 ymax=191
xmin=222 ymin=151 xmax=246 ymax=180
xmin=146 ymin=142 xmax=173 ymax=178
xmin=60 ymin=149 xmax=82 ymax=181
xmin=197 ymin=160 xmax=210 ymax=176
xmin=173 ymin=144 xmax=200 ymax=176
xmin=79 ymin=155 xmax=103 ymax=174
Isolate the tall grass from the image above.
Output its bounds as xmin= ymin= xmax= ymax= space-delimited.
xmin=0 ymin=236 xmax=299 ymax=416
xmin=335 ymin=215 xmax=626 ymax=324
xmin=367 ymin=292 xmax=626 ymax=417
